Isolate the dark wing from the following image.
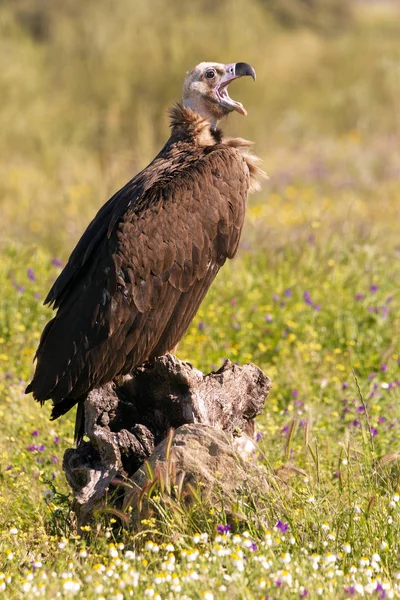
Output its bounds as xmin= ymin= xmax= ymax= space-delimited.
xmin=27 ymin=146 xmax=249 ymax=416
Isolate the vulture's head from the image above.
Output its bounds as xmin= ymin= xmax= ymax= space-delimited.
xmin=182 ymin=61 xmax=256 ymax=127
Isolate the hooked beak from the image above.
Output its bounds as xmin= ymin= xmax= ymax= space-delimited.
xmin=215 ymin=62 xmax=256 ymax=116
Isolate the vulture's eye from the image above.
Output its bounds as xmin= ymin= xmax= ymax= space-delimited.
xmin=205 ymin=69 xmax=216 ymax=79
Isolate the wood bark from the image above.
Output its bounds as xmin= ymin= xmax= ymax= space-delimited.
xmin=63 ymin=355 xmax=271 ymax=524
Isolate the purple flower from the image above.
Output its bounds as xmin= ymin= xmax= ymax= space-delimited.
xmin=198 ymin=321 xmax=205 ymax=331
xmin=370 ymin=427 xmax=378 ymax=437
xmin=343 ymin=382 xmax=349 ymax=389
xmin=280 ymin=301 xmax=286 ymax=308
xmin=32 ymin=430 xmax=39 ymax=437
xmin=27 ymin=444 xmax=38 ymax=452
xmin=38 ymin=444 xmax=45 ymax=451
xmin=276 ymin=520 xmax=289 ymax=533
xmin=303 ymin=291 xmax=313 ymax=306
xmin=34 ymin=293 xmax=40 ymax=300
xmin=27 ymin=268 xmax=36 ymax=282
xmin=230 ymin=298 xmax=237 ymax=306
xmin=344 ymin=586 xmax=355 ymax=595
xmin=51 ymin=455 xmax=58 ymax=464
xmin=300 ymin=590 xmax=308 ymax=598
xmin=273 ymin=294 xmax=280 ymax=302
xmin=265 ymin=313 xmax=273 ymax=323
xmin=292 ymin=390 xmax=299 ymax=398
xmin=255 ymin=432 xmax=263 ymax=442
xmin=217 ymin=523 xmax=230 ymax=534
xmin=284 ymin=289 xmax=292 ymax=297
xmin=351 ymin=420 xmax=361 ymax=427
xmin=54 ymin=436 xmax=60 ymax=444
xmin=370 ymin=285 xmax=378 ymax=292
xmin=313 ymin=303 xmax=321 ymax=311
xmin=381 ymin=306 xmax=389 ymax=319
xmin=381 ymin=363 xmax=387 ymax=372
xmin=51 ymin=258 xmax=63 ymax=267
xmin=378 ymin=416 xmax=386 ymax=423
xmin=356 ymin=406 xmax=365 ymax=413
xmin=354 ymin=294 xmax=365 ymax=301
xmin=281 ymin=424 xmax=289 ymax=434
xmin=249 ymin=542 xmax=257 ymax=551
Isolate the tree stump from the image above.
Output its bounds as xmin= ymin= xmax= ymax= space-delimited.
xmin=63 ymin=355 xmax=272 ymax=525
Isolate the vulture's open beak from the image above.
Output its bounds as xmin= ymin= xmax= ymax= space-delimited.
xmin=216 ymin=62 xmax=256 ymax=116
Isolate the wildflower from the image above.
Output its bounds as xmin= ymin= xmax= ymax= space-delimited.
xmin=276 ymin=520 xmax=289 ymax=533
xmin=309 ymin=554 xmax=320 ymax=570
xmin=359 ymin=557 xmax=370 ymax=567
xmin=217 ymin=524 xmax=230 ymax=534
xmin=258 ymin=578 xmax=266 ymax=589
xmin=300 ymin=588 xmax=308 ymax=598
xmin=303 ymin=291 xmax=312 ymax=306
xmin=202 ymin=593 xmax=214 ymax=600
xmin=277 ymin=570 xmax=292 ymax=586
xmin=344 ymin=585 xmax=355 ymax=595
xmin=370 ymin=285 xmax=378 ymax=292
xmin=27 ymin=268 xmax=36 ymax=282
xmin=321 ymin=522 xmax=330 ymax=532
xmin=63 ymin=579 xmax=81 ymax=593
xmin=280 ymin=552 xmax=291 ymax=564
xmin=343 ymin=543 xmax=352 ymax=554
xmin=9 ymin=527 xmax=18 ymax=535
xmin=52 ymin=258 xmax=63 ymax=267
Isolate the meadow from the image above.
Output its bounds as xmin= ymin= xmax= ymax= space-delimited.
xmin=1 ymin=1 xmax=400 ymax=598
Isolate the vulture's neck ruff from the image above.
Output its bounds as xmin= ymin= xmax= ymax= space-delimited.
xmin=169 ymin=103 xmax=267 ymax=192
xmin=169 ymin=104 xmax=222 ymax=146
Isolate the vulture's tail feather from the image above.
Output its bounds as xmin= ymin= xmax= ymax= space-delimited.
xmin=74 ymin=401 xmax=86 ymax=447
xmin=50 ymin=395 xmax=87 ymax=446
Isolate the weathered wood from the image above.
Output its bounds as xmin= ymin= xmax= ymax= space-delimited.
xmin=63 ymin=355 xmax=271 ymax=524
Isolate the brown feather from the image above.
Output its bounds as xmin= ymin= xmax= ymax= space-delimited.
xmin=26 ymin=103 xmax=264 ymax=433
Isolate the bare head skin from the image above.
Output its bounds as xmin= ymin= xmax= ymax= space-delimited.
xmin=182 ymin=61 xmax=256 ymax=129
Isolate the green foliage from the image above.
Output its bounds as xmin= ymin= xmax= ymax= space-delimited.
xmin=1 ymin=2 xmax=400 ymax=598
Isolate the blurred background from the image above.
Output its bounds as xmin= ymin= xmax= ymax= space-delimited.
xmin=1 ymin=0 xmax=399 ymax=255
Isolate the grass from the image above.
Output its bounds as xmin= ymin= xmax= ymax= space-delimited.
xmin=1 ymin=1 xmax=400 ymax=598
